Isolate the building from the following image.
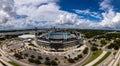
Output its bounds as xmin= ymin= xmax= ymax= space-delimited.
xmin=36 ymin=29 xmax=83 ymax=51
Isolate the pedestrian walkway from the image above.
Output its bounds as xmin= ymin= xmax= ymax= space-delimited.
xmin=85 ymin=51 xmax=107 ymax=66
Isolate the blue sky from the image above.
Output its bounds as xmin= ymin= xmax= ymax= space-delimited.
xmin=0 ymin=0 xmax=120 ymax=30
xmin=59 ymin=0 xmax=101 ymax=12
xmin=58 ymin=0 xmax=120 ymax=22
xmin=58 ymin=0 xmax=120 ymax=13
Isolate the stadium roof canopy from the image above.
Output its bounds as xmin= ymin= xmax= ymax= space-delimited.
xmin=18 ymin=34 xmax=35 ymax=39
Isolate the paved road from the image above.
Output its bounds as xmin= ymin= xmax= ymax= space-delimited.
xmin=85 ymin=51 xmax=107 ymax=66
xmin=70 ymin=40 xmax=92 ymax=66
xmin=0 ymin=45 xmax=33 ymax=66
xmin=0 ymin=63 xmax=3 ymax=66
xmin=0 ymin=49 xmax=13 ymax=66
xmin=98 ymin=52 xmax=113 ymax=66
xmin=108 ymin=49 xmax=120 ymax=66
xmin=70 ymin=47 xmax=91 ymax=66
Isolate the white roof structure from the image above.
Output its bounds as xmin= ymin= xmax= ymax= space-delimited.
xmin=18 ymin=34 xmax=35 ymax=39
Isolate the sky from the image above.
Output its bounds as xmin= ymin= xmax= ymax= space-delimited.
xmin=0 ymin=0 xmax=120 ymax=30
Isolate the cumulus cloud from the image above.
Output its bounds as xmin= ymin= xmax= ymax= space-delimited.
xmin=74 ymin=9 xmax=102 ymax=19
xmin=0 ymin=0 xmax=120 ymax=30
xmin=0 ymin=0 xmax=15 ymax=25
xmin=100 ymin=0 xmax=113 ymax=10
xmin=99 ymin=0 xmax=120 ymax=29
xmin=112 ymin=13 xmax=120 ymax=23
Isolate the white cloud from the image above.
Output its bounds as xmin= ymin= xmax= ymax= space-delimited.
xmin=100 ymin=9 xmax=115 ymax=27
xmin=98 ymin=0 xmax=120 ymax=29
xmin=0 ymin=0 xmax=15 ymax=24
xmin=0 ymin=0 xmax=120 ymax=30
xmin=74 ymin=9 xmax=102 ymax=19
xmin=100 ymin=0 xmax=113 ymax=10
xmin=112 ymin=13 xmax=120 ymax=23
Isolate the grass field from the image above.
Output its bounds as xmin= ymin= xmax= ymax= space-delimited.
xmin=93 ymin=52 xmax=111 ymax=66
xmin=8 ymin=61 xmax=20 ymax=66
xmin=84 ymin=50 xmax=103 ymax=65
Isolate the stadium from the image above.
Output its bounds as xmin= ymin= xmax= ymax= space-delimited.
xmin=36 ymin=29 xmax=83 ymax=52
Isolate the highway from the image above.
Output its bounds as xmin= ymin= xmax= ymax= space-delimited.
xmin=108 ymin=49 xmax=120 ymax=66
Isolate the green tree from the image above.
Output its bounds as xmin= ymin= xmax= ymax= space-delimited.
xmin=67 ymin=58 xmax=75 ymax=63
xmin=28 ymin=58 xmax=34 ymax=63
xmin=31 ymin=55 xmax=35 ymax=58
xmin=34 ymin=59 xmax=41 ymax=64
xmin=100 ymin=40 xmax=107 ymax=46
xmin=24 ymin=53 xmax=28 ymax=57
xmin=44 ymin=60 xmax=51 ymax=65
xmin=83 ymin=47 xmax=88 ymax=54
xmin=74 ymin=57 xmax=79 ymax=60
xmin=38 ymin=56 xmax=43 ymax=59
xmin=45 ymin=57 xmax=50 ymax=60
xmin=14 ymin=53 xmax=23 ymax=59
xmin=91 ymin=46 xmax=98 ymax=51
xmin=55 ymin=58 xmax=58 ymax=60
xmin=64 ymin=56 xmax=67 ymax=59
xmin=77 ymin=54 xmax=82 ymax=58
xmin=51 ymin=60 xmax=58 ymax=66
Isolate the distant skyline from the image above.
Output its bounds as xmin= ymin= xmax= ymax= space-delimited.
xmin=0 ymin=0 xmax=120 ymax=30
